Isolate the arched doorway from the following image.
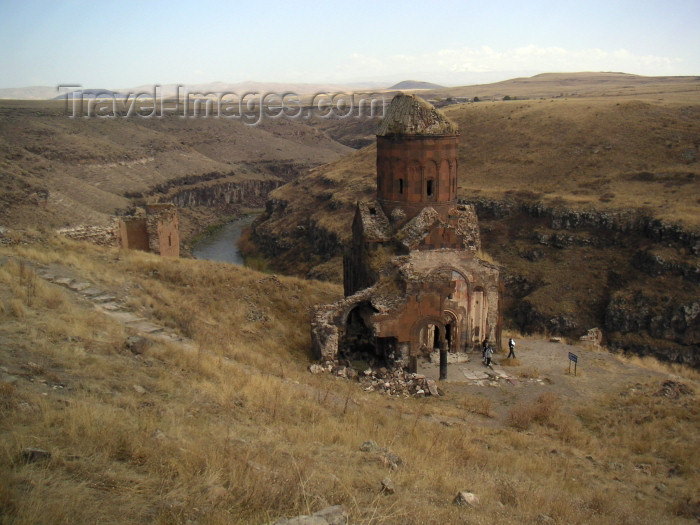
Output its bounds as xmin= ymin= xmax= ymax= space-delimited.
xmin=429 ymin=267 xmax=470 ymax=351
xmin=443 ymin=310 xmax=459 ymax=353
xmin=340 ymin=301 xmax=379 ymax=362
xmin=410 ymin=317 xmax=448 ymax=378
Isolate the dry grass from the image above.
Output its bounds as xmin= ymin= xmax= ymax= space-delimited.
xmin=617 ymin=353 xmax=700 ymax=381
xmin=508 ymin=392 xmax=560 ymax=430
xmin=458 ymin=394 xmax=493 ymax=417
xmin=0 ymin=236 xmax=698 ymax=524
xmin=518 ymin=367 xmax=540 ymax=379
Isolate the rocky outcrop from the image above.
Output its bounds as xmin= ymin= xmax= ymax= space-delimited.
xmin=252 ymin=202 xmax=344 ymax=261
xmin=605 ymin=290 xmax=699 ymax=366
xmin=167 ymin=178 xmax=281 ymax=208
xmin=632 ymin=251 xmax=700 ymax=283
xmin=464 ymin=198 xmax=699 ymax=253
xmin=512 ymin=300 xmax=578 ymax=336
xmin=605 ymin=292 xmax=699 ymax=344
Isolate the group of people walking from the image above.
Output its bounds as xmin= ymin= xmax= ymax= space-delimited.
xmin=481 ymin=337 xmax=516 ymax=367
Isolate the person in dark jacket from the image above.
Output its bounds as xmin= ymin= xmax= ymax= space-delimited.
xmin=507 ymin=338 xmax=516 ymax=359
xmin=484 ymin=344 xmax=493 ymax=367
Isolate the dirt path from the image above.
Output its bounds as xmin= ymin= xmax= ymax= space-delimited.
xmin=418 ymin=338 xmax=677 ymax=421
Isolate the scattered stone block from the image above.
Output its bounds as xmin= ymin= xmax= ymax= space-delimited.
xmin=453 ymin=491 xmax=479 ymax=508
xmin=81 ymin=287 xmax=104 ymax=297
xmin=93 ymin=294 xmax=117 ymax=303
xmin=125 ymin=335 xmax=150 ymax=355
xmin=99 ymin=302 xmax=121 ymax=311
xmin=426 ymin=379 xmax=439 ymax=396
xmin=360 ymin=440 xmax=378 ymax=452
xmin=126 ymin=321 xmax=163 ymax=334
xmin=272 ymin=505 xmax=348 ymax=525
xmin=380 ymin=478 xmax=395 ymax=494
xmin=68 ymin=281 xmax=91 ymax=291
xmin=22 ymin=447 xmax=51 ymax=463
xmin=311 ymin=505 xmax=348 ymax=525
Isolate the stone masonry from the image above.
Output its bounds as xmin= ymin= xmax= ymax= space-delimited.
xmin=118 ymin=203 xmax=180 ymax=257
xmin=311 ymin=94 xmax=502 ymax=377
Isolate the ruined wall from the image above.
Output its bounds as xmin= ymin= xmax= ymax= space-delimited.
xmin=119 ymin=217 xmax=149 ymax=251
xmin=377 ymin=135 xmax=458 ymax=225
xmin=146 ymin=204 xmax=179 ymax=257
xmin=406 ymin=250 xmax=501 ymax=349
xmin=58 ymin=220 xmax=120 ymax=246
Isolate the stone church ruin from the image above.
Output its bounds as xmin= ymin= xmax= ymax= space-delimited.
xmin=311 ymin=94 xmax=502 ymax=378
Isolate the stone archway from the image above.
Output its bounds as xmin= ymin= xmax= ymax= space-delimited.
xmin=443 ymin=309 xmax=459 ymax=353
xmin=410 ymin=316 xmax=448 ymax=378
xmin=340 ymin=301 xmax=378 ymax=361
xmin=429 ymin=267 xmax=471 ymax=350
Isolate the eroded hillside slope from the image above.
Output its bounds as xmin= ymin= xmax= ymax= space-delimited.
xmin=0 ymin=100 xmax=352 ymax=229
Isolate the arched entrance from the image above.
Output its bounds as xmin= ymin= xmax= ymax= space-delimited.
xmin=429 ymin=267 xmax=470 ymax=351
xmin=410 ymin=317 xmax=449 ymax=379
xmin=443 ymin=309 xmax=459 ymax=353
xmin=340 ymin=301 xmax=379 ymax=362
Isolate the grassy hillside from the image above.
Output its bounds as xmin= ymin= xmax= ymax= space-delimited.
xmin=0 ymin=100 xmax=351 ymax=229
xmin=1 ymin=233 xmax=698 ymax=524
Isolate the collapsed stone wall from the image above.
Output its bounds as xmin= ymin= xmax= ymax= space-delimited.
xmin=57 ymin=220 xmax=120 ymax=246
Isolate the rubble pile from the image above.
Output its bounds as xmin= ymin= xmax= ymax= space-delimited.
xmin=309 ymin=361 xmax=440 ymax=397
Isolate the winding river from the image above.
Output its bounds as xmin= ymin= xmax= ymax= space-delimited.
xmin=192 ymin=214 xmax=257 ymax=265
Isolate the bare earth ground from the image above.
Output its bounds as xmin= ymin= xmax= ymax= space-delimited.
xmin=419 ymin=339 xmax=671 ymax=423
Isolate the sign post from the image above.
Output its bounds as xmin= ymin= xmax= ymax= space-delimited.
xmin=568 ymin=352 xmax=578 ymax=376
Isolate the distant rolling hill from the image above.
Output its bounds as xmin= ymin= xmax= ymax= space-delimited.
xmin=428 ymin=72 xmax=700 ymax=101
xmin=389 ymin=80 xmax=446 ymax=90
xmin=54 ymin=89 xmax=127 ymax=100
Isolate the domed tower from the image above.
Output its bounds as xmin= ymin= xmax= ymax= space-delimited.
xmin=376 ymin=94 xmax=459 ymax=226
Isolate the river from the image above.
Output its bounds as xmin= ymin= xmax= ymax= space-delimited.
xmin=191 ymin=214 xmax=257 ymax=265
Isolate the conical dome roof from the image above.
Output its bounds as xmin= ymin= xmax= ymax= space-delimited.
xmin=377 ymin=94 xmax=458 ymax=136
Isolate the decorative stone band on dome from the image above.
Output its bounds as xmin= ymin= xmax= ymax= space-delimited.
xmin=377 ymin=94 xmax=459 ymax=137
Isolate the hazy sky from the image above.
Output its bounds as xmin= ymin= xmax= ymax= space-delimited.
xmin=1 ymin=0 xmax=698 ymax=89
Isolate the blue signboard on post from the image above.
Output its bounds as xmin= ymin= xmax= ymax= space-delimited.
xmin=568 ymin=352 xmax=578 ymax=376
